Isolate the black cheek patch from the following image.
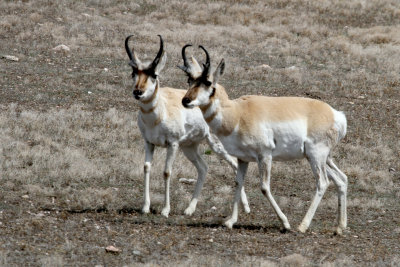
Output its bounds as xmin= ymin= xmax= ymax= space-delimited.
xmin=210 ymin=87 xmax=216 ymax=98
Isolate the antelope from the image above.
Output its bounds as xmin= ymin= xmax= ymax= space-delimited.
xmin=124 ymin=35 xmax=250 ymax=218
xmin=179 ymin=45 xmax=348 ymax=234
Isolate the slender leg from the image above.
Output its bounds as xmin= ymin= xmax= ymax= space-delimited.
xmin=206 ymin=133 xmax=237 ymax=170
xmin=225 ymin=159 xmax=248 ymax=229
xmin=206 ymin=133 xmax=250 ymax=213
xmin=142 ymin=141 xmax=155 ymax=214
xmin=181 ymin=144 xmax=208 ymax=216
xmin=259 ymin=155 xmax=291 ymax=230
xmin=298 ymin=154 xmax=330 ymax=233
xmin=161 ymin=142 xmax=179 ymax=217
xmin=327 ymin=157 xmax=348 ymax=234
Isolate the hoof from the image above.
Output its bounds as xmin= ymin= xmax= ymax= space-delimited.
xmin=142 ymin=206 xmax=150 ymax=214
xmin=161 ymin=208 xmax=170 ymax=218
xmin=184 ymin=207 xmax=195 ymax=216
xmin=297 ymin=224 xmax=307 ymax=233
xmin=334 ymin=227 xmax=344 ymax=236
xmin=243 ymin=205 xmax=251 ymax=214
xmin=224 ymin=219 xmax=235 ymax=229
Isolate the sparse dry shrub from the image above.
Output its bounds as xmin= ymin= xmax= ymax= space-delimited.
xmin=279 ymin=253 xmax=310 ymax=267
xmin=39 ymin=254 xmax=64 ymax=267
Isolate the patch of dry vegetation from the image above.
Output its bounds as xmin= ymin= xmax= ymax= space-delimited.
xmin=1 ymin=0 xmax=400 ymax=266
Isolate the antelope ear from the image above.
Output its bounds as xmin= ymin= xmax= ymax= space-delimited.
xmin=190 ymin=56 xmax=202 ymax=76
xmin=128 ymin=51 xmax=142 ymax=69
xmin=212 ymin=58 xmax=225 ymax=85
xmin=154 ymin=52 xmax=167 ymax=76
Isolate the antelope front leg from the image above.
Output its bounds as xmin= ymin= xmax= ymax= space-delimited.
xmin=206 ymin=134 xmax=250 ymax=213
xmin=161 ymin=142 xmax=179 ymax=218
xmin=225 ymin=160 xmax=248 ymax=229
xmin=142 ymin=141 xmax=155 ymax=214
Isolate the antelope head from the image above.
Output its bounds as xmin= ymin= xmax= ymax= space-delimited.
xmin=125 ymin=35 xmax=167 ymax=102
xmin=180 ymin=45 xmax=225 ymax=109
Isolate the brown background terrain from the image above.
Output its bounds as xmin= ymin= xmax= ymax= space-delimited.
xmin=1 ymin=0 xmax=399 ymax=266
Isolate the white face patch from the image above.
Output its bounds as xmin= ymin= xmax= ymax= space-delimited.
xmin=140 ymin=78 xmax=157 ymax=101
xmin=191 ymin=85 xmax=212 ymax=107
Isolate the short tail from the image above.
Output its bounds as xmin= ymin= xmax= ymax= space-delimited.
xmin=332 ymin=109 xmax=347 ymax=142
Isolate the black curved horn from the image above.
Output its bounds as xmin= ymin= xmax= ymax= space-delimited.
xmin=178 ymin=44 xmax=193 ymax=72
xmin=125 ymin=35 xmax=134 ymax=61
xmin=150 ymin=35 xmax=164 ymax=69
xmin=199 ymin=45 xmax=210 ymax=68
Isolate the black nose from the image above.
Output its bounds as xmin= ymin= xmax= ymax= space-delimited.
xmin=182 ymin=97 xmax=191 ymax=107
xmin=133 ymin=90 xmax=143 ymax=96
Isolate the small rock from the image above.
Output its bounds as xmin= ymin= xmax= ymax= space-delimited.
xmin=22 ymin=194 xmax=29 ymax=199
xmin=389 ymin=168 xmax=396 ymax=173
xmin=210 ymin=206 xmax=217 ymax=211
xmin=105 ymin=245 xmax=121 ymax=253
xmin=104 ymin=68 xmax=109 ymax=72
xmin=53 ymin=44 xmax=70 ymax=52
xmin=132 ymin=250 xmax=141 ymax=255
xmin=208 ymin=238 xmax=213 ymax=243
xmin=82 ymin=13 xmax=91 ymax=18
xmin=256 ymin=64 xmax=272 ymax=70
xmin=287 ymin=66 xmax=298 ymax=70
xmin=2 ymin=55 xmax=19 ymax=61
xmin=179 ymin=178 xmax=196 ymax=184
xmin=88 ymin=91 xmax=93 ymax=94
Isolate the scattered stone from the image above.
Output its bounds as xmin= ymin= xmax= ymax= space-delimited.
xmin=82 ymin=13 xmax=91 ymax=18
xmin=210 ymin=206 xmax=217 ymax=211
xmin=208 ymin=238 xmax=213 ymax=243
xmin=1 ymin=55 xmax=19 ymax=62
xmin=105 ymin=245 xmax=121 ymax=253
xmin=104 ymin=68 xmax=109 ymax=72
xmin=389 ymin=168 xmax=396 ymax=173
xmin=132 ymin=250 xmax=141 ymax=256
xmin=287 ymin=66 xmax=298 ymax=70
xmin=256 ymin=64 xmax=272 ymax=70
xmin=179 ymin=178 xmax=196 ymax=184
xmin=53 ymin=44 xmax=70 ymax=52
xmin=22 ymin=194 xmax=29 ymax=199
xmin=88 ymin=91 xmax=93 ymax=94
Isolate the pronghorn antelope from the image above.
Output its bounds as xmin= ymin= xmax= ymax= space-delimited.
xmin=179 ymin=45 xmax=348 ymax=234
xmin=124 ymin=35 xmax=250 ymax=217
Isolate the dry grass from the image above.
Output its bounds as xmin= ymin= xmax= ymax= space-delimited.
xmin=1 ymin=0 xmax=400 ymax=266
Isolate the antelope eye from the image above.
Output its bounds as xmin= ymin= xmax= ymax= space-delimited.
xmin=204 ymin=80 xmax=212 ymax=87
xmin=149 ymin=75 xmax=157 ymax=81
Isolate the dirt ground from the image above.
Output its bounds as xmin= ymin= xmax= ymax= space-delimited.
xmin=1 ymin=0 xmax=400 ymax=266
